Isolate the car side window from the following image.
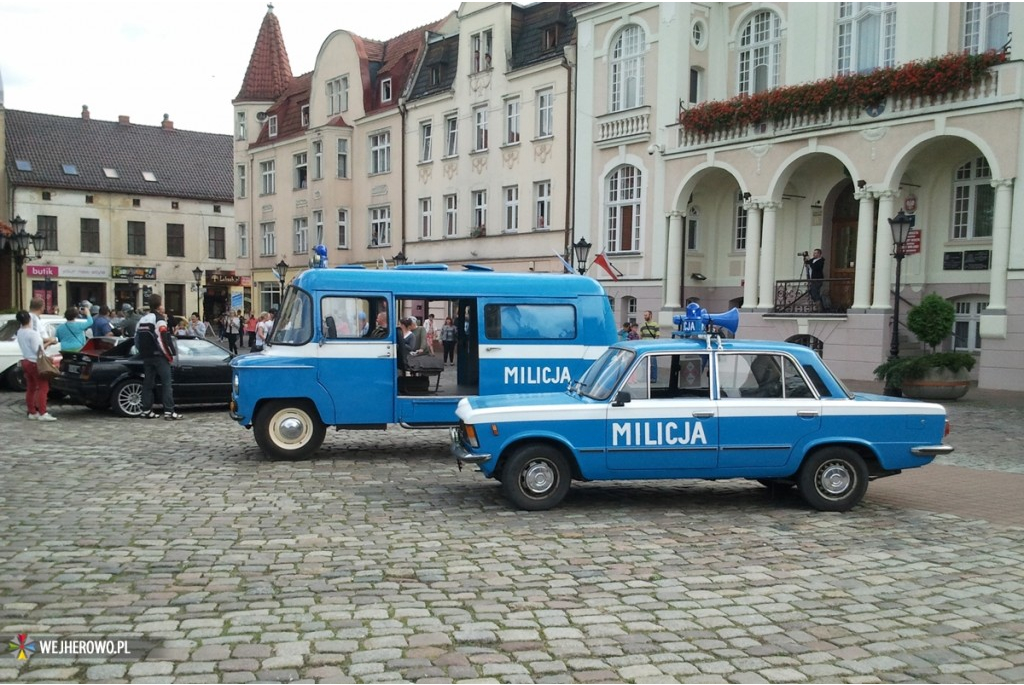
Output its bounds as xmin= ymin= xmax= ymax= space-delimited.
xmin=718 ymin=353 xmax=813 ymax=399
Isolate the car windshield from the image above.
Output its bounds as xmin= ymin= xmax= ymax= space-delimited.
xmin=269 ymin=287 xmax=313 ymax=346
xmin=577 ymin=347 xmax=636 ymax=401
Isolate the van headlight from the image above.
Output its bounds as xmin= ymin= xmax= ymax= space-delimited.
xmin=233 ymin=373 xmax=239 ymax=393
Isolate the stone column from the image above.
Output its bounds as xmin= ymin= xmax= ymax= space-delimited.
xmin=665 ymin=211 xmax=684 ymax=309
xmin=871 ymin=190 xmax=898 ymax=309
xmin=981 ymin=178 xmax=1014 ymax=339
xmin=757 ymin=202 xmax=781 ymax=310
xmin=742 ymin=202 xmax=762 ymax=309
xmin=852 ymin=189 xmax=877 ymax=309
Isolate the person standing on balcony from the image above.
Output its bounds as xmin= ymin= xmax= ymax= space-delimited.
xmin=804 ymin=248 xmax=831 ymax=312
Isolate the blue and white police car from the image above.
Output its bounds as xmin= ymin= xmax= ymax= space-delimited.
xmin=451 ymin=304 xmax=953 ymax=512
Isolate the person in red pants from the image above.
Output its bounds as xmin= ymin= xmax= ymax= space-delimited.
xmin=15 ymin=310 xmax=57 ymax=421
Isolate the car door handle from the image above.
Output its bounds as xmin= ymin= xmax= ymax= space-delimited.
xmin=797 ymin=410 xmax=819 ymax=418
xmin=692 ymin=411 xmax=714 ymax=418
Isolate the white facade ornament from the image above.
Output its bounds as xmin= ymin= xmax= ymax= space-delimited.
xmin=534 ymin=141 xmax=553 ymax=163
xmin=860 ymin=127 xmax=887 ymax=160
xmin=472 ymin=155 xmax=488 ymax=175
xmin=749 ymin=144 xmax=771 ymax=174
xmin=443 ymin=161 xmax=458 ymax=180
xmin=502 ymin=148 xmax=518 ymax=169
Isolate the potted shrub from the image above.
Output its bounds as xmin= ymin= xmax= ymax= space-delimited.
xmin=874 ymin=293 xmax=975 ymax=399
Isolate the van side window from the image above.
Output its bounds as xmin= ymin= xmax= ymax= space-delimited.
xmin=483 ymin=304 xmax=576 ymax=340
xmin=321 ymin=296 xmax=375 ymax=339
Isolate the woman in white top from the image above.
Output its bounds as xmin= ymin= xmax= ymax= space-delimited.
xmin=15 ymin=310 xmax=57 ymax=421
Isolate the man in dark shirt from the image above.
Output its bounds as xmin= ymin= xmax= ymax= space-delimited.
xmin=804 ymin=248 xmax=830 ymax=311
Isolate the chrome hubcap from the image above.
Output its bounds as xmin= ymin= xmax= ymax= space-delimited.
xmin=818 ymin=462 xmax=852 ymax=496
xmin=278 ymin=416 xmax=306 ymax=441
xmin=523 ymin=461 xmax=555 ymax=495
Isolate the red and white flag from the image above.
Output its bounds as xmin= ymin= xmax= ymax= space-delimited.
xmin=592 ymin=252 xmax=622 ymax=281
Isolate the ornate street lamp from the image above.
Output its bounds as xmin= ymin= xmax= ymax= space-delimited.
xmin=275 ymin=260 xmax=289 ymax=306
xmin=884 ymin=210 xmax=914 ymax=396
xmin=393 ymin=251 xmax=407 ymax=266
xmin=572 ymin=236 xmax=592 ymax=275
xmin=7 ymin=215 xmax=43 ymax=307
xmin=192 ymin=266 xmax=204 ymax=317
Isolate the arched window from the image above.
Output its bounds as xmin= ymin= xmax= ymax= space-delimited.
xmin=952 ymin=157 xmax=993 ymax=240
xmin=610 ymin=25 xmax=646 ymax=111
xmin=962 ymin=2 xmax=1010 ymax=54
xmin=606 ymin=166 xmax=642 ymax=254
xmin=738 ymin=10 xmax=781 ymax=95
xmin=836 ymin=2 xmax=896 ymax=74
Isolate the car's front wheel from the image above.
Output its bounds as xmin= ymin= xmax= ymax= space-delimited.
xmin=798 ymin=447 xmax=868 ymax=512
xmin=254 ymin=400 xmax=326 ymax=460
xmin=111 ymin=379 xmax=145 ymax=417
xmin=501 ymin=444 xmax=571 ymax=511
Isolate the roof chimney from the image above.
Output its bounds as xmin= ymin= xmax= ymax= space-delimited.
xmin=118 ymin=115 xmax=130 ymax=125
xmin=161 ymin=113 xmax=174 ymax=130
xmin=81 ymin=105 xmax=91 ymax=120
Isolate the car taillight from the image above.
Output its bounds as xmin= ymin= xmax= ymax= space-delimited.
xmin=944 ymin=419 xmax=950 ymax=437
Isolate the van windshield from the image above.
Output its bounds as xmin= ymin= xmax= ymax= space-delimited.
xmin=269 ymin=288 xmax=313 ymax=345
xmin=577 ymin=347 xmax=635 ymax=400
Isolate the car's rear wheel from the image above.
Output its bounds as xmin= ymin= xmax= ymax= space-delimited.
xmin=5 ymin=364 xmax=26 ymax=391
xmin=254 ymin=400 xmax=326 ymax=460
xmin=111 ymin=379 xmax=145 ymax=417
xmin=501 ymin=444 xmax=571 ymax=511
xmin=798 ymin=447 xmax=868 ymax=512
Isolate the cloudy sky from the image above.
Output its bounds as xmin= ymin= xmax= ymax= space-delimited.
xmin=0 ymin=0 xmax=456 ymax=135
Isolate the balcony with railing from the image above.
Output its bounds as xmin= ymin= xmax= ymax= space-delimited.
xmin=677 ymin=53 xmax=1017 ymax=151
xmin=596 ymin=106 xmax=651 ymax=147
xmin=772 ymin=278 xmax=852 ymax=315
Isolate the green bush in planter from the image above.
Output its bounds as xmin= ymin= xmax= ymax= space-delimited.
xmin=874 ymin=293 xmax=976 ymax=390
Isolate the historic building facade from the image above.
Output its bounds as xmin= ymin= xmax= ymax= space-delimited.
xmin=573 ymin=2 xmax=1023 ymax=390
xmin=3 ymin=107 xmax=234 ymax=319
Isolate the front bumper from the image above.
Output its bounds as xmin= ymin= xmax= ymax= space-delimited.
xmin=450 ymin=427 xmax=491 ymax=465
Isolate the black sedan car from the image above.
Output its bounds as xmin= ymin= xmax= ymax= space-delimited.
xmin=54 ymin=336 xmax=234 ymax=416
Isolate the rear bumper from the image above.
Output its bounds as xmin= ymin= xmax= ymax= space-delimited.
xmin=911 ymin=444 xmax=955 ymax=457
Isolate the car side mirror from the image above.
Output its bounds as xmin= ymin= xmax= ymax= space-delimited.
xmin=613 ymin=390 xmax=632 ymax=407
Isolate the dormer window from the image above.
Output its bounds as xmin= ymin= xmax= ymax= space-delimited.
xmin=380 ymin=78 xmax=393 ymax=103
xmin=268 ymin=115 xmax=278 ymax=138
xmin=15 ymin=159 xmax=32 ymax=171
xmin=301 ymin=105 xmax=310 ymax=127
xmin=543 ymin=26 xmax=559 ymax=50
xmin=430 ymin=65 xmax=441 ymax=86
xmin=471 ymin=29 xmax=493 ymax=73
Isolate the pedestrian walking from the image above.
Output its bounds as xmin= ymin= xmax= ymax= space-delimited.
xmin=16 ymin=310 xmax=58 ymax=421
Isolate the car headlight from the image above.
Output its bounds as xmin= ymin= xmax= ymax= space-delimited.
xmin=232 ymin=373 xmax=239 ymax=393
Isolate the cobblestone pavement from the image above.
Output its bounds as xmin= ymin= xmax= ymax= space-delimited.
xmin=1 ymin=386 xmax=1023 ymax=684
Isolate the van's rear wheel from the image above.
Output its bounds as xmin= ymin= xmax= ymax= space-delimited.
xmin=501 ymin=444 xmax=571 ymax=511
xmin=254 ymin=400 xmax=326 ymax=460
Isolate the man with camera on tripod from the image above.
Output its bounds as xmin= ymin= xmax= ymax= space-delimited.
xmin=802 ymin=248 xmax=830 ymax=312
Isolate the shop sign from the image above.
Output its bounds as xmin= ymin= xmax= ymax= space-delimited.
xmin=112 ymin=266 xmax=156 ymax=280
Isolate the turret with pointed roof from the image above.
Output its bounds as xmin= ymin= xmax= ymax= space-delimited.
xmin=234 ymin=3 xmax=293 ymax=104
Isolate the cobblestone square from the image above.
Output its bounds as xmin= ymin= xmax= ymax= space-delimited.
xmin=1 ymin=387 xmax=1022 ymax=683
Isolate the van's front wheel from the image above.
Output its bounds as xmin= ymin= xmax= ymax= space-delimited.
xmin=254 ymin=400 xmax=326 ymax=460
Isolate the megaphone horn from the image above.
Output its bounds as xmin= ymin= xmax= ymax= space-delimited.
xmin=702 ymin=307 xmax=740 ymax=336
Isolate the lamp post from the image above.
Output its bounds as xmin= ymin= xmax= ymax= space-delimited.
xmin=192 ymin=266 xmax=203 ymax=318
xmin=393 ymin=251 xmax=407 ymax=266
xmin=572 ymin=237 xmax=592 ymax=275
xmin=275 ymin=259 xmax=289 ymax=306
xmin=7 ymin=215 xmax=44 ymax=307
xmin=884 ymin=210 xmax=914 ymax=396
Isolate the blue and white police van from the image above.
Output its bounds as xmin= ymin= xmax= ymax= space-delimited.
xmin=230 ymin=264 xmax=617 ymax=459
xmin=450 ymin=304 xmax=953 ymax=512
